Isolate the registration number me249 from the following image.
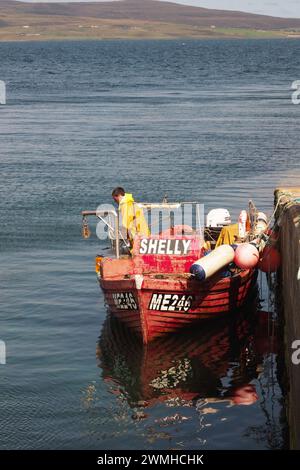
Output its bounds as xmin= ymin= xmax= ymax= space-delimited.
xmin=149 ymin=294 xmax=194 ymax=312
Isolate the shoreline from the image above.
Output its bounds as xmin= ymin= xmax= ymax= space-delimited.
xmin=0 ymin=34 xmax=299 ymax=43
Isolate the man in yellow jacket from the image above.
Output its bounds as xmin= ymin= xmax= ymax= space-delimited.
xmin=112 ymin=187 xmax=150 ymax=243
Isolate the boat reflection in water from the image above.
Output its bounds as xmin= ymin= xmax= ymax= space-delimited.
xmin=96 ymin=302 xmax=277 ymax=411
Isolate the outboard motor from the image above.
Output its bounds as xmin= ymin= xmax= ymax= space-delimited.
xmin=206 ymin=209 xmax=231 ymax=228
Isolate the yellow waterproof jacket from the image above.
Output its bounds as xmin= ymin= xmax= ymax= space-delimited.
xmin=119 ymin=193 xmax=150 ymax=241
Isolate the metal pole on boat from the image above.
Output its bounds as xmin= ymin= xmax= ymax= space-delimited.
xmin=82 ymin=210 xmax=97 ymax=217
xmin=115 ymin=213 xmax=120 ymax=259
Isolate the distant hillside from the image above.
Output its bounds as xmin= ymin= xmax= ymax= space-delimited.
xmin=1 ymin=0 xmax=300 ymax=41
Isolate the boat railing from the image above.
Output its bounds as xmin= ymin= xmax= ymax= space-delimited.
xmin=82 ymin=209 xmax=122 ymax=258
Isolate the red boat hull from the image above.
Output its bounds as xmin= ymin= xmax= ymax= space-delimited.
xmin=100 ymin=269 xmax=257 ymax=344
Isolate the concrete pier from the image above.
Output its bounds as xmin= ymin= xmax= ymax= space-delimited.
xmin=274 ymin=187 xmax=300 ymax=449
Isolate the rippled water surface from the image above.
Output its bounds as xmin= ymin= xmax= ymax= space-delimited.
xmin=1 ymin=39 xmax=299 ymax=449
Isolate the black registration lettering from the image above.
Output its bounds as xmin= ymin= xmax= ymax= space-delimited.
xmin=112 ymin=292 xmax=138 ymax=310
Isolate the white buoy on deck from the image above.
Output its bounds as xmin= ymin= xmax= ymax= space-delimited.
xmin=190 ymin=245 xmax=235 ymax=281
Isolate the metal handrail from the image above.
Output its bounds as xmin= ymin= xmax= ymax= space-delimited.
xmin=81 ymin=209 xmax=120 ymax=259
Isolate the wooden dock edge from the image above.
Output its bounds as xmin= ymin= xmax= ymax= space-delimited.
xmin=275 ymin=187 xmax=300 ymax=449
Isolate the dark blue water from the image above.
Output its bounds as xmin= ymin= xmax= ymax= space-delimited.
xmin=1 ymin=39 xmax=299 ymax=449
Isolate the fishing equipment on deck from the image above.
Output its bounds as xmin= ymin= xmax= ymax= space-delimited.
xmin=258 ymin=246 xmax=281 ymax=273
xmin=254 ymin=212 xmax=268 ymax=237
xmin=206 ymin=208 xmax=231 ymax=228
xmin=246 ymin=201 xmax=281 ymax=273
xmin=215 ymin=223 xmax=238 ymax=247
xmin=82 ymin=216 xmax=91 ymax=239
xmin=190 ymin=244 xmax=235 ymax=281
xmin=234 ymin=243 xmax=260 ymax=270
xmin=238 ymin=210 xmax=248 ymax=239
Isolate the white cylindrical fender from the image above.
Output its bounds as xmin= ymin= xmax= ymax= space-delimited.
xmin=190 ymin=245 xmax=235 ymax=281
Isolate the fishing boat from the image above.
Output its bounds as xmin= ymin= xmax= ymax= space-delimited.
xmin=82 ymin=200 xmax=262 ymax=344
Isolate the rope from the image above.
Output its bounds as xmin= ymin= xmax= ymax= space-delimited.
xmin=248 ymin=194 xmax=290 ymax=250
xmin=204 ymin=227 xmax=218 ymax=241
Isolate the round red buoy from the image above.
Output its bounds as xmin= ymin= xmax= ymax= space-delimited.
xmin=234 ymin=243 xmax=259 ymax=269
xmin=258 ymin=246 xmax=281 ymax=272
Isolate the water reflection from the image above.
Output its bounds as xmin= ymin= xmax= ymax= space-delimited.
xmin=96 ymin=304 xmax=276 ymax=410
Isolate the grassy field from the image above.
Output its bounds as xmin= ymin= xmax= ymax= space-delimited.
xmin=1 ymin=1 xmax=300 ymax=42
xmin=0 ymin=18 xmax=293 ymax=42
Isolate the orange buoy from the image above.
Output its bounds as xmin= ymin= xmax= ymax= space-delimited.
xmin=258 ymin=246 xmax=281 ymax=272
xmin=234 ymin=243 xmax=259 ymax=269
xmin=95 ymin=256 xmax=103 ymax=274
